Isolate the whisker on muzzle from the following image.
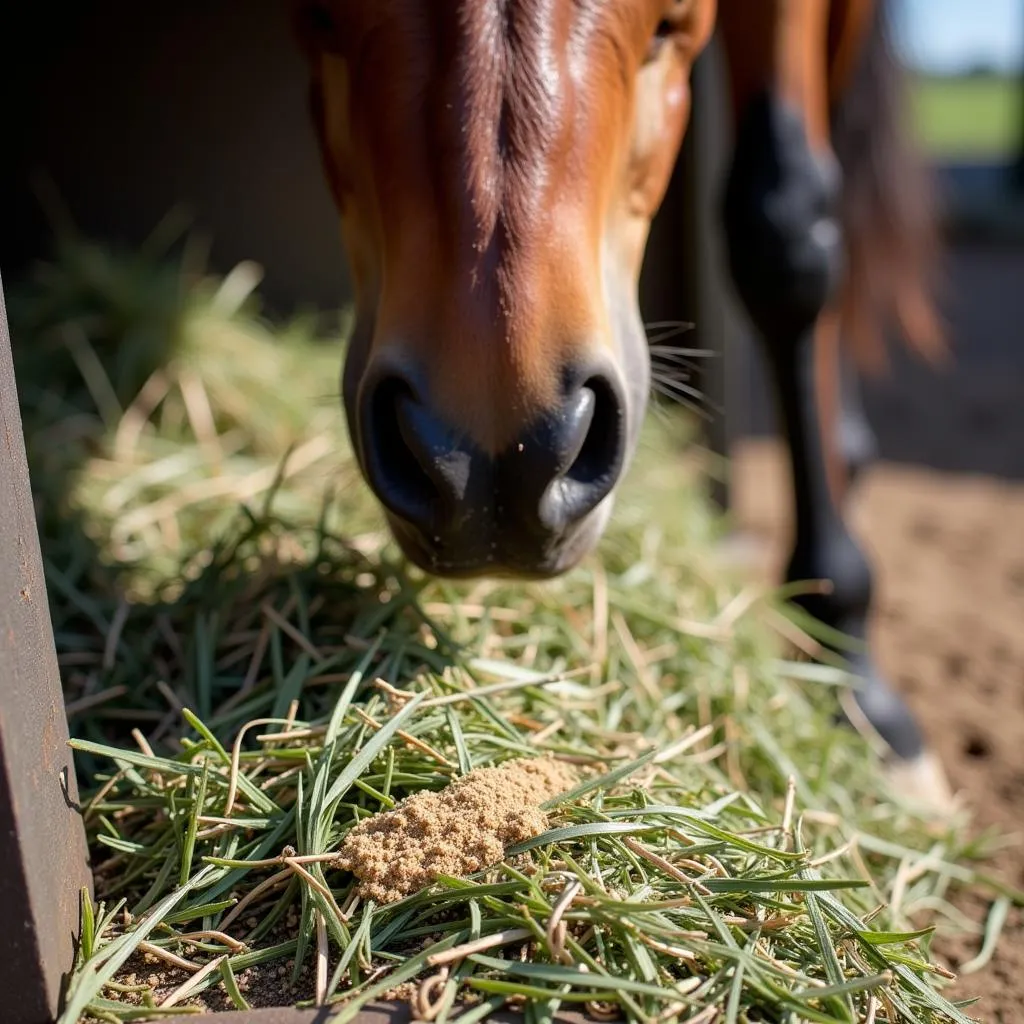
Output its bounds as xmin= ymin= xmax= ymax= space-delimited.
xmin=649 ymin=377 xmax=718 ymax=422
xmin=644 ymin=321 xmax=697 ymax=346
xmin=648 ymin=344 xmax=712 ymax=363
xmin=646 ymin=320 xmax=721 ymax=421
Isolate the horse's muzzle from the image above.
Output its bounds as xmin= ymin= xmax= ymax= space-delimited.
xmin=354 ymin=357 xmax=627 ymax=577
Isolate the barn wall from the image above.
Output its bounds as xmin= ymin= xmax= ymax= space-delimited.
xmin=0 ymin=1 xmax=351 ymax=314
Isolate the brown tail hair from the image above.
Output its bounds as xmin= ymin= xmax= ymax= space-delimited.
xmin=829 ymin=0 xmax=945 ymax=371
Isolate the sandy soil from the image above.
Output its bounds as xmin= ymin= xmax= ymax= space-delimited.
xmin=731 ymin=439 xmax=1024 ymax=1024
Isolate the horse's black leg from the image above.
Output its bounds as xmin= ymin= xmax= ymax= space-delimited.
xmin=721 ymin=91 xmax=942 ymax=793
xmin=837 ymin=348 xmax=877 ymax=490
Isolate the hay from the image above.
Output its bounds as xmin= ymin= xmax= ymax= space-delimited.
xmin=10 ymin=228 xmax=1017 ymax=1024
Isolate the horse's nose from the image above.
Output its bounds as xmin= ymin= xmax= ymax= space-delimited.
xmin=503 ymin=372 xmax=627 ymax=534
xmin=358 ymin=362 xmax=626 ymax=557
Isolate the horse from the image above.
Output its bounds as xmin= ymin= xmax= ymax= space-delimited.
xmin=289 ymin=0 xmax=950 ymax=807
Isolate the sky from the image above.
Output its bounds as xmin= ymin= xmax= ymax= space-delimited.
xmin=895 ymin=0 xmax=1024 ymax=74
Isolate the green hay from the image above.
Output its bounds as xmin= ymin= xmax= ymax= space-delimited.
xmin=9 ymin=230 xmax=1014 ymax=1023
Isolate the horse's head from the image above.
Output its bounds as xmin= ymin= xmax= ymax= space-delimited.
xmin=293 ymin=0 xmax=715 ymax=577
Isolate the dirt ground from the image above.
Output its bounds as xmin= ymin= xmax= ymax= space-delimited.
xmin=731 ymin=439 xmax=1024 ymax=1024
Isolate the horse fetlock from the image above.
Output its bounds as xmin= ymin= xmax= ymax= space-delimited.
xmin=841 ymin=650 xmax=925 ymax=761
xmin=785 ymin=528 xmax=874 ymax=635
xmin=722 ymin=90 xmax=845 ymax=344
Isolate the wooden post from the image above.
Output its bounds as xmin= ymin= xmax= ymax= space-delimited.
xmin=0 ymin=272 xmax=93 ymax=1024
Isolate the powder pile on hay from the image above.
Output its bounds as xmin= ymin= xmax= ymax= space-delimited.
xmin=337 ymin=755 xmax=579 ymax=903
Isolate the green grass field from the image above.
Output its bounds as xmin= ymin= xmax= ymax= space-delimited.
xmin=909 ymin=74 xmax=1022 ymax=162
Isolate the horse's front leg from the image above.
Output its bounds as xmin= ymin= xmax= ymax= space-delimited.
xmin=716 ymin=0 xmax=950 ymax=807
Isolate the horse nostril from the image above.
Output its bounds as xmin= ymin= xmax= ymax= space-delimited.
xmin=566 ymin=377 xmax=623 ymax=488
xmin=539 ymin=375 xmax=626 ymax=531
xmin=362 ymin=376 xmax=439 ymax=529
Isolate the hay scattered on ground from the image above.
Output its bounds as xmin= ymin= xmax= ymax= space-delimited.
xmin=13 ymin=229 xmax=1019 ymax=1023
xmin=338 ymin=756 xmax=580 ymax=903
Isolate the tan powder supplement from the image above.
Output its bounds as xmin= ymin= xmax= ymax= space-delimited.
xmin=336 ymin=755 xmax=579 ymax=903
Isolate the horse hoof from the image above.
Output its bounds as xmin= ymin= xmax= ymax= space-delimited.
xmin=883 ymin=750 xmax=959 ymax=820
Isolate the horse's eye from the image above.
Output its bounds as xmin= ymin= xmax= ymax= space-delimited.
xmin=646 ymin=20 xmax=674 ymax=62
xmin=647 ymin=0 xmax=691 ymax=63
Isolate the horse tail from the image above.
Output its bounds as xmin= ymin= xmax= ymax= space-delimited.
xmin=829 ymin=0 xmax=945 ymax=371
